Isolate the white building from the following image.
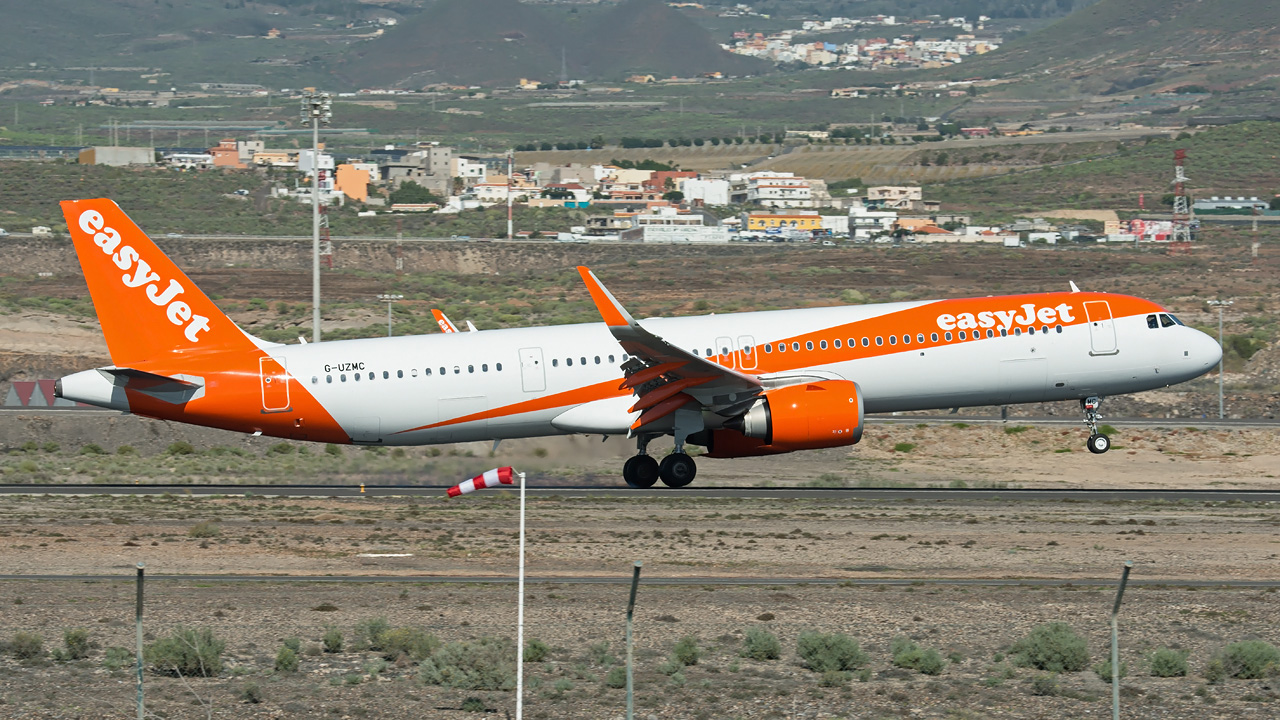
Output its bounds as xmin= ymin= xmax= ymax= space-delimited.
xmin=867 ymin=185 xmax=922 ymax=209
xmin=848 ymin=202 xmax=897 ymax=240
xmin=451 ymin=157 xmax=487 ymax=184
xmin=164 ymin=152 xmax=214 ymax=170
xmin=746 ymin=172 xmax=814 ymax=208
xmin=681 ymin=178 xmax=731 ymax=206
xmin=622 ymin=208 xmax=729 ymax=244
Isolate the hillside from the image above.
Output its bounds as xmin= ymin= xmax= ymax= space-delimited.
xmin=337 ymin=0 xmax=766 ymax=87
xmin=961 ymin=0 xmax=1280 ymax=101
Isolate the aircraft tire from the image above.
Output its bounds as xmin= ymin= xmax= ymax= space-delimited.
xmin=1087 ymin=433 xmax=1110 ymax=454
xmin=624 ymin=455 xmax=660 ymax=488
xmin=659 ymin=453 xmax=697 ymax=488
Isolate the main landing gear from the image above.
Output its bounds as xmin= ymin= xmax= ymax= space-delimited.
xmin=1082 ymin=396 xmax=1110 ymax=454
xmin=622 ymin=434 xmax=697 ymax=488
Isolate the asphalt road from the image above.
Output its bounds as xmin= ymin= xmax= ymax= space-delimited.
xmin=0 ymin=574 xmax=1275 ymax=588
xmin=2 ymin=484 xmax=1277 ymax=503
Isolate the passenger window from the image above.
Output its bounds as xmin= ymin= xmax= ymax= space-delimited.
xmin=468 ymin=365 xmax=474 ymax=373
xmin=1160 ymin=314 xmax=1175 ymax=328
xmin=411 ymin=369 xmax=418 ymax=377
xmin=620 ymin=355 xmax=627 ymax=362
xmin=875 ymin=336 xmax=883 ymax=346
xmin=931 ymin=333 xmax=939 ymax=342
xmin=397 ymin=370 xmax=404 ymax=378
xmin=834 ymin=339 xmax=841 ymax=349
xmin=580 ymin=357 xmax=587 ymax=365
xmin=1146 ymin=314 xmax=1159 ymax=329
xmin=609 ymin=355 xmax=615 ymax=362
xmin=1055 ymin=325 xmax=1063 ymax=334
xmin=888 ymin=335 xmax=896 ymax=345
xmin=567 ymin=358 xmax=573 ymax=366
xmin=454 ymin=366 xmax=461 ymax=374
xmin=553 ymin=359 xmax=559 ymax=367
xmin=496 ymin=363 xmax=503 ymax=371
xmin=764 ymin=344 xmax=772 ymax=353
xmin=311 ymin=376 xmax=318 ymax=384
xmin=744 ymin=346 xmax=752 ymax=355
xmin=340 ymin=374 xmax=347 ymax=382
xmin=721 ymin=346 xmax=729 ymax=355
xmin=326 ymin=375 xmax=333 ymax=384
xmin=482 ymin=364 xmax=489 ymax=372
xmin=1013 ymin=328 xmax=1021 ymax=337
xmin=440 ymin=367 xmax=446 ymax=375
xmin=861 ymin=337 xmax=869 ymax=347
xmin=944 ymin=332 xmax=952 ymax=341
xmin=368 ymin=372 xmax=374 ymax=380
xmin=806 ymin=341 xmax=814 ymax=351
xmin=595 ymin=356 xmax=601 ymax=364
xmin=819 ymin=340 xmax=828 ymax=350
xmin=958 ymin=331 xmax=966 ymax=340
xmin=792 ymin=342 xmax=800 ymax=352
xmin=1041 ymin=326 xmax=1048 ymax=335
xmin=354 ymin=373 xmax=360 ymax=382
xmin=778 ymin=343 xmax=786 ymax=353
xmin=903 ymin=335 xmax=911 ymax=345
xmin=706 ymin=348 xmax=713 ymax=356
xmin=848 ymin=338 xmax=856 ymax=348
xmin=987 ymin=329 xmax=994 ymax=338
xmin=917 ymin=334 xmax=925 ymax=343
xmin=692 ymin=348 xmax=699 ymax=356
xmin=425 ymin=368 xmax=432 ymax=376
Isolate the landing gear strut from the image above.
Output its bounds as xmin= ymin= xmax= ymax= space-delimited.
xmin=1082 ymin=396 xmax=1110 ymax=454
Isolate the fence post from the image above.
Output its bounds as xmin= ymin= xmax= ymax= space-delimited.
xmin=1111 ymin=561 xmax=1133 ymax=720
xmin=135 ymin=562 xmax=145 ymax=720
xmin=626 ymin=561 xmax=643 ymax=720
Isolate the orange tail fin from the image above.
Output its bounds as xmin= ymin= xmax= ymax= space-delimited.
xmin=61 ymin=199 xmax=257 ymax=366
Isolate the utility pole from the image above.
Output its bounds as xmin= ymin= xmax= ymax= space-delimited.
xmin=135 ymin=563 xmax=145 ymax=720
xmin=625 ymin=561 xmax=643 ymax=720
xmin=1208 ymin=300 xmax=1232 ymax=418
xmin=1110 ymin=561 xmax=1133 ymax=720
xmin=300 ymin=90 xmax=332 ymax=343
xmin=507 ymin=150 xmax=514 ymax=241
xmin=377 ymin=294 xmax=403 ymax=337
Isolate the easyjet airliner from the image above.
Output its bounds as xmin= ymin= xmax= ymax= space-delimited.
xmin=56 ymin=200 xmax=1221 ymax=488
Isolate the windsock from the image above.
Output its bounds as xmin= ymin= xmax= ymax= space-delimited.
xmin=447 ymin=466 xmax=516 ymax=497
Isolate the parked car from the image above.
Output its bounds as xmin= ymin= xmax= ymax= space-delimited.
xmin=0 ymin=228 xmax=8 ymax=237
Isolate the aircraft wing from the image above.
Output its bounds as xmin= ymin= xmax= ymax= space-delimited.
xmin=577 ymin=266 xmax=762 ymax=430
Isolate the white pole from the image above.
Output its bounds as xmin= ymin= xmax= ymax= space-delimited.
xmin=516 ymin=470 xmax=526 ymax=720
xmin=311 ymin=117 xmax=321 ymax=343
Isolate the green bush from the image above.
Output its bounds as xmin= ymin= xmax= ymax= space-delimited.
xmin=166 ymin=441 xmax=196 ymax=455
xmin=523 ymin=638 xmax=549 ymax=663
xmin=187 ymin=521 xmax=220 ymax=538
xmin=79 ymin=443 xmax=107 ymax=456
xmin=1029 ymin=673 xmax=1059 ymax=696
xmin=890 ymin=636 xmax=945 ymax=675
xmin=796 ymin=632 xmax=869 ymax=673
xmin=103 ymin=646 xmax=132 ymax=671
xmin=11 ymin=631 xmax=44 ymax=659
xmin=275 ymin=647 xmax=299 ymax=673
xmin=62 ymin=628 xmax=91 ymax=660
xmin=379 ymin=627 xmax=440 ymax=662
xmin=819 ymin=670 xmax=850 ymax=687
xmin=1011 ymin=622 xmax=1089 ymax=673
xmin=1149 ymin=648 xmax=1189 ymax=677
xmin=283 ymin=637 xmax=301 ymax=653
xmin=460 ymin=697 xmax=486 ymax=712
xmin=741 ymin=626 xmax=781 ymax=660
xmin=353 ymin=617 xmax=391 ymax=651
xmin=1211 ymin=640 xmax=1280 ymax=680
xmin=1093 ymin=659 xmax=1128 ymax=683
xmin=657 ymin=657 xmax=682 ymax=676
xmin=604 ymin=665 xmax=627 ymax=688
xmin=672 ymin=636 xmax=700 ymax=666
xmin=418 ymin=637 xmax=515 ymax=690
xmin=322 ymin=627 xmax=343 ymax=654
xmin=589 ymin=640 xmax=616 ymax=666
xmin=240 ymin=681 xmax=263 ymax=703
xmin=145 ymin=627 xmax=225 ymax=677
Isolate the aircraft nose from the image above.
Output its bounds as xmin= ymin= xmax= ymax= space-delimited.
xmin=1194 ymin=329 xmax=1222 ymax=370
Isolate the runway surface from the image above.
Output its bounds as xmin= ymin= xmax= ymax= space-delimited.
xmin=0 ymin=574 xmax=1275 ymax=588
xmin=2 ymin=484 xmax=1278 ymax=502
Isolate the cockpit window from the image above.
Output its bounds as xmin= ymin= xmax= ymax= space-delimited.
xmin=1168 ymin=314 xmax=1184 ymax=326
xmin=1159 ymin=313 xmax=1175 ymax=328
xmin=1147 ymin=314 xmax=1159 ymax=329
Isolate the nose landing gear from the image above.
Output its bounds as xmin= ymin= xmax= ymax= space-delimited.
xmin=1082 ymin=396 xmax=1110 ymax=454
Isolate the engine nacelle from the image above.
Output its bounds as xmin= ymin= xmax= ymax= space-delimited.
xmin=706 ymin=380 xmax=864 ymax=458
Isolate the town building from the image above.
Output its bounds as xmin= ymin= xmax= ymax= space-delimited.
xmin=79 ymin=146 xmax=154 ymax=167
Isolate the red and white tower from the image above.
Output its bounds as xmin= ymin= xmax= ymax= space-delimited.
xmin=1171 ymin=149 xmax=1192 ymax=243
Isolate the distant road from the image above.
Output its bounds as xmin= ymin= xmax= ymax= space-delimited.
xmin=2 ymin=485 xmax=1277 ymax=503
xmin=0 ymin=574 xmax=1275 ymax=588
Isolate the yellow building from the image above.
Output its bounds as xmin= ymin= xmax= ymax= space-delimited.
xmin=745 ymin=213 xmax=824 ymax=231
xmin=335 ymin=164 xmax=369 ymax=203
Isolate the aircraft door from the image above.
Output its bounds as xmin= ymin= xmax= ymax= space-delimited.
xmin=738 ymin=335 xmax=757 ymax=370
xmin=518 ymin=347 xmax=546 ymax=392
xmin=715 ymin=336 xmax=736 ymax=369
xmin=1084 ymin=301 xmax=1119 ymax=356
xmin=259 ymin=356 xmax=290 ymax=413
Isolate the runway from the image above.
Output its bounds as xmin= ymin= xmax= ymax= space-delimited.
xmin=2 ymin=484 xmax=1278 ymax=503
xmin=0 ymin=574 xmax=1275 ymax=588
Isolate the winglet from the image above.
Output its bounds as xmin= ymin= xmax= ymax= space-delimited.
xmin=577 ymin=266 xmax=636 ymax=328
xmin=1069 ymin=281 xmax=1080 ymax=293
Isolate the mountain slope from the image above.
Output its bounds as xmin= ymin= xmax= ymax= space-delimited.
xmin=338 ymin=0 xmax=765 ymax=87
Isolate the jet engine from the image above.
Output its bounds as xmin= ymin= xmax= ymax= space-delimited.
xmin=704 ymin=380 xmax=864 ymax=458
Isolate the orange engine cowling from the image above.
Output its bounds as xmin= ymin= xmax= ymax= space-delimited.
xmin=705 ymin=380 xmax=864 ymax=458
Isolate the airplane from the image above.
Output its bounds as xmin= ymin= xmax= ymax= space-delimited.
xmin=56 ymin=199 xmax=1222 ymax=488
xmin=432 ymin=309 xmax=477 ymax=334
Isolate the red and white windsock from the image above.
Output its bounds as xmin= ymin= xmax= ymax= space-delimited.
xmin=447 ymin=466 xmax=517 ymax=497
